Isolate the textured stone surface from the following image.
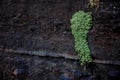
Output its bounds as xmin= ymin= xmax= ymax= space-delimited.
xmin=0 ymin=52 xmax=87 ymax=80
xmin=0 ymin=0 xmax=120 ymax=80
xmin=88 ymin=1 xmax=120 ymax=80
xmin=0 ymin=0 xmax=88 ymax=54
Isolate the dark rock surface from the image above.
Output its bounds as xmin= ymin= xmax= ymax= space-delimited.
xmin=0 ymin=52 xmax=92 ymax=80
xmin=0 ymin=0 xmax=88 ymax=54
xmin=88 ymin=1 xmax=120 ymax=80
xmin=0 ymin=0 xmax=91 ymax=79
xmin=0 ymin=0 xmax=120 ymax=80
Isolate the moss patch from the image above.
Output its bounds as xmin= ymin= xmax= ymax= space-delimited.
xmin=70 ymin=11 xmax=92 ymax=65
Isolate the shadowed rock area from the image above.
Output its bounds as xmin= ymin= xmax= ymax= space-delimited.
xmin=0 ymin=0 xmax=120 ymax=80
xmin=88 ymin=0 xmax=120 ymax=80
xmin=0 ymin=0 xmax=91 ymax=80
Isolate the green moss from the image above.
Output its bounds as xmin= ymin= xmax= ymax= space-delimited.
xmin=70 ymin=11 xmax=92 ymax=65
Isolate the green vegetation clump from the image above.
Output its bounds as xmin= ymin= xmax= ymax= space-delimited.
xmin=70 ymin=11 xmax=92 ymax=65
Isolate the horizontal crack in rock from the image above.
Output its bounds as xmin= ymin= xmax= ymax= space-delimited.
xmin=0 ymin=48 xmax=120 ymax=65
xmin=0 ymin=48 xmax=79 ymax=60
